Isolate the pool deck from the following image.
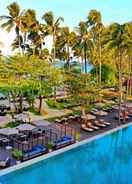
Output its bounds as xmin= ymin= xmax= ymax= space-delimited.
xmin=0 ymin=119 xmax=132 ymax=177
xmin=70 ymin=109 xmax=131 ymax=140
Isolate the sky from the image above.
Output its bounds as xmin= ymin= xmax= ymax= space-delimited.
xmin=0 ymin=0 xmax=132 ymax=55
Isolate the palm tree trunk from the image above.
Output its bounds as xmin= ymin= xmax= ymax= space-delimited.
xmin=98 ymin=34 xmax=102 ymax=103
xmin=84 ymin=44 xmax=87 ymax=73
xmin=126 ymin=56 xmax=131 ymax=97
xmin=38 ymin=95 xmax=43 ymax=113
xmin=118 ymin=49 xmax=123 ymax=125
xmin=67 ymin=45 xmax=70 ymax=70
xmin=19 ymin=95 xmax=23 ymax=113
xmin=17 ymin=24 xmax=22 ymax=55
xmin=11 ymin=92 xmax=17 ymax=113
xmin=53 ymin=28 xmax=56 ymax=63
xmin=129 ymin=56 xmax=132 ymax=95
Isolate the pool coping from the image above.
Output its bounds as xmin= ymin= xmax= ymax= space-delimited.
xmin=0 ymin=122 xmax=132 ymax=177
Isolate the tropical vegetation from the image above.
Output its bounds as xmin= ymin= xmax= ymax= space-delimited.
xmin=0 ymin=2 xmax=132 ymax=122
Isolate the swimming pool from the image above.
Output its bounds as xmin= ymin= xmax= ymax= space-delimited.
xmin=1 ymin=124 xmax=132 ymax=184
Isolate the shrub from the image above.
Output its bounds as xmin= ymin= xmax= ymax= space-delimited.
xmin=12 ymin=149 xmax=23 ymax=160
xmin=47 ymin=142 xmax=54 ymax=150
xmin=46 ymin=99 xmax=65 ymax=109
xmin=75 ymin=133 xmax=81 ymax=141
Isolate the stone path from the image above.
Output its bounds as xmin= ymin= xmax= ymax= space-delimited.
xmin=34 ymin=99 xmax=72 ymax=119
xmin=0 ymin=115 xmax=12 ymax=127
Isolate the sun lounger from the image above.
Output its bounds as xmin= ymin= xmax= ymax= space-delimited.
xmin=68 ymin=116 xmax=75 ymax=120
xmin=94 ymin=120 xmax=106 ymax=127
xmin=55 ymin=119 xmax=62 ymax=123
xmin=81 ymin=124 xmax=94 ymax=132
xmin=0 ymin=157 xmax=11 ymax=168
xmin=86 ymin=122 xmax=99 ymax=130
xmin=99 ymin=119 xmax=111 ymax=125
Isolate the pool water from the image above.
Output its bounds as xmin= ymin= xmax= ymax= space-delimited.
xmin=1 ymin=126 xmax=132 ymax=184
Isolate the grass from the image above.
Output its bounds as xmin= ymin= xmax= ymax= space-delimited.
xmin=46 ymin=98 xmax=80 ymax=110
xmin=5 ymin=120 xmax=25 ymax=128
xmin=46 ymin=99 xmax=65 ymax=110
xmin=28 ymin=108 xmax=41 ymax=115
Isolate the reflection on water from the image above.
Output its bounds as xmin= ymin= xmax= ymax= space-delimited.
xmin=1 ymin=126 xmax=132 ymax=184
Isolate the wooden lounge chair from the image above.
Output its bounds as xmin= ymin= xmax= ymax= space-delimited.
xmin=99 ymin=119 xmax=111 ymax=125
xmin=55 ymin=119 xmax=62 ymax=123
xmin=94 ymin=120 xmax=106 ymax=127
xmin=81 ymin=124 xmax=94 ymax=132
xmin=86 ymin=122 xmax=99 ymax=130
xmin=0 ymin=157 xmax=11 ymax=168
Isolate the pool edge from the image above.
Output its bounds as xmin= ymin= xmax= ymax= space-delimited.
xmin=0 ymin=122 xmax=132 ymax=177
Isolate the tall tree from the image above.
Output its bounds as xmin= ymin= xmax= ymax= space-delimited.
xmin=0 ymin=2 xmax=24 ymax=53
xmin=87 ymin=10 xmax=103 ymax=84
xmin=75 ymin=21 xmax=92 ymax=73
xmin=56 ymin=27 xmax=77 ymax=68
xmin=104 ymin=23 xmax=129 ymax=124
xmin=42 ymin=11 xmax=64 ymax=63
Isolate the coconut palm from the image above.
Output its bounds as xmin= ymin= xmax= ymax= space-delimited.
xmin=104 ymin=23 xmax=129 ymax=124
xmin=42 ymin=11 xmax=64 ymax=63
xmin=87 ymin=10 xmax=103 ymax=85
xmin=0 ymin=2 xmax=24 ymax=53
xmin=124 ymin=22 xmax=132 ymax=96
xmin=11 ymin=9 xmax=39 ymax=55
xmin=55 ymin=27 xmax=77 ymax=68
xmin=75 ymin=21 xmax=93 ymax=73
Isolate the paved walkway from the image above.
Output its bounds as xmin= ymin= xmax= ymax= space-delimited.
xmin=0 ymin=98 xmax=73 ymax=127
xmin=0 ymin=115 xmax=12 ymax=127
xmin=34 ymin=100 xmax=72 ymax=119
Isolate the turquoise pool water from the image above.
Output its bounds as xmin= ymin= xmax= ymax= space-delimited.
xmin=1 ymin=126 xmax=132 ymax=184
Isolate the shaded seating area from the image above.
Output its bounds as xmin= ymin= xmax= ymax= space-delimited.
xmin=22 ymin=144 xmax=47 ymax=161
xmin=10 ymin=122 xmax=77 ymax=162
xmin=0 ymin=128 xmax=19 ymax=149
xmin=54 ymin=135 xmax=75 ymax=150
xmin=16 ymin=124 xmax=36 ymax=132
xmin=0 ymin=119 xmax=78 ymax=166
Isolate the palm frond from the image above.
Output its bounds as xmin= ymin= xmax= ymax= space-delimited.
xmin=1 ymin=20 xmax=14 ymax=32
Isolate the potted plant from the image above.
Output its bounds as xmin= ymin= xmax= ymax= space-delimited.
xmin=12 ymin=149 xmax=23 ymax=164
xmin=47 ymin=142 xmax=54 ymax=152
xmin=75 ymin=133 xmax=81 ymax=142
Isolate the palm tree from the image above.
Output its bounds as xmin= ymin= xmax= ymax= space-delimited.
xmin=11 ymin=9 xmax=39 ymax=55
xmin=55 ymin=27 xmax=77 ymax=69
xmin=87 ymin=10 xmax=103 ymax=85
xmin=42 ymin=11 xmax=64 ymax=63
xmin=75 ymin=21 xmax=92 ymax=73
xmin=0 ymin=2 xmax=24 ymax=54
xmin=124 ymin=22 xmax=132 ymax=96
xmin=104 ymin=23 xmax=129 ymax=124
